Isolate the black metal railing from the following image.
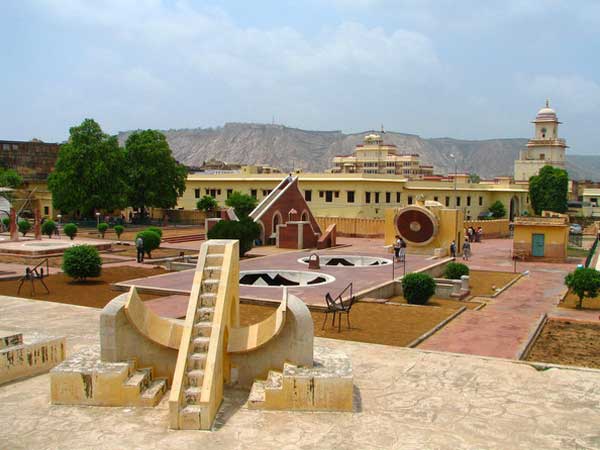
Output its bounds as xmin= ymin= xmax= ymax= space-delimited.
xmin=585 ymin=236 xmax=599 ymax=268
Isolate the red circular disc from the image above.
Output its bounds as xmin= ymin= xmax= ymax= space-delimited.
xmin=396 ymin=209 xmax=435 ymax=243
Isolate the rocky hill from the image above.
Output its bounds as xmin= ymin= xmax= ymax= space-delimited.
xmin=118 ymin=123 xmax=599 ymax=180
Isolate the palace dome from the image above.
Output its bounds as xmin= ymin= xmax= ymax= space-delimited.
xmin=535 ymin=101 xmax=557 ymax=122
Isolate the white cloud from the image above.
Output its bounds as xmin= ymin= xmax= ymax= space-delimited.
xmin=521 ymin=74 xmax=600 ymax=115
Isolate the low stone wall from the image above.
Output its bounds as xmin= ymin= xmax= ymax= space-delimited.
xmin=464 ymin=219 xmax=510 ymax=238
xmin=315 ymin=216 xmax=384 ymax=238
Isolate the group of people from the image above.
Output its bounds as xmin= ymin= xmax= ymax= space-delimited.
xmin=449 ymin=226 xmax=484 ymax=261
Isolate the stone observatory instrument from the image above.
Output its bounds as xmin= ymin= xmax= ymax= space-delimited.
xmin=395 ymin=206 xmax=438 ymax=245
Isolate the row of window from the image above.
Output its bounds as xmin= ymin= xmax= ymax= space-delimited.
xmin=2 ymin=144 xmax=19 ymax=151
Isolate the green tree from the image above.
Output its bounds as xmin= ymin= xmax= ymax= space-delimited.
xmin=488 ymin=200 xmax=506 ymax=219
xmin=41 ymin=220 xmax=57 ymax=238
xmin=225 ymin=191 xmax=257 ymax=218
xmin=63 ymin=223 xmax=78 ymax=240
xmin=135 ymin=230 xmax=161 ymax=258
xmin=47 ymin=119 xmax=127 ymax=216
xmin=146 ymin=226 xmax=163 ymax=238
xmin=97 ymin=222 xmax=109 ymax=238
xmin=401 ymin=273 xmax=436 ymax=305
xmin=565 ymin=268 xmax=600 ymax=309
xmin=114 ymin=225 xmax=124 ymax=240
xmin=468 ymin=173 xmax=481 ymax=183
xmin=197 ymin=195 xmax=218 ymax=213
xmin=62 ymin=245 xmax=102 ymax=281
xmin=207 ymin=217 xmax=260 ymax=256
xmin=17 ymin=219 xmax=31 ymax=237
xmin=529 ymin=165 xmax=568 ymax=215
xmin=0 ymin=169 xmax=23 ymax=189
xmin=124 ymin=130 xmax=187 ymax=218
xmin=444 ymin=262 xmax=470 ymax=280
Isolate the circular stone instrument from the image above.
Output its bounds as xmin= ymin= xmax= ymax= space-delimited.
xmin=394 ymin=206 xmax=438 ymax=245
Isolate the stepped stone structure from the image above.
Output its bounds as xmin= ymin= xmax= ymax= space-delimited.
xmin=50 ymin=239 xmax=353 ymax=431
xmin=1 ymin=330 xmax=65 ymax=385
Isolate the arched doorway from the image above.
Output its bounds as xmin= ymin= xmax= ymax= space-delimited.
xmin=509 ymin=196 xmax=520 ymax=221
xmin=301 ymin=210 xmax=308 ymax=222
xmin=257 ymin=220 xmax=265 ymax=245
xmin=272 ymin=212 xmax=282 ymax=244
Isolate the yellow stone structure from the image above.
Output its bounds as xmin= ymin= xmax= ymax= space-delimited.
xmin=514 ymin=101 xmax=568 ymax=181
xmin=331 ymin=133 xmax=434 ymax=178
xmin=513 ymin=211 xmax=569 ymax=262
xmin=50 ymin=239 xmax=353 ymax=431
xmin=384 ymin=200 xmax=463 ymax=256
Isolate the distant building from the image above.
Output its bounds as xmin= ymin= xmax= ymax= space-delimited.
xmin=514 ymin=101 xmax=568 ymax=181
xmin=189 ymin=159 xmax=281 ymax=175
xmin=331 ymin=134 xmax=434 ymax=179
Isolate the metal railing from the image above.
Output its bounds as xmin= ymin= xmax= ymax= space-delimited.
xmin=585 ymin=236 xmax=599 ymax=268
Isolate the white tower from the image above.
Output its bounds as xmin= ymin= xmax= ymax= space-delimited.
xmin=514 ymin=100 xmax=568 ymax=181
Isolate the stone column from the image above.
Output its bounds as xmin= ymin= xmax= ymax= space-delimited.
xmin=34 ymin=209 xmax=42 ymax=240
xmin=9 ymin=208 xmax=18 ymax=241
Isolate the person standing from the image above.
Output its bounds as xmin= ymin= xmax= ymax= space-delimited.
xmin=393 ymin=235 xmax=401 ymax=262
xmin=450 ymin=240 xmax=457 ymax=258
xmin=135 ymin=235 xmax=145 ymax=263
xmin=477 ymin=227 xmax=483 ymax=243
xmin=462 ymin=238 xmax=471 ymax=261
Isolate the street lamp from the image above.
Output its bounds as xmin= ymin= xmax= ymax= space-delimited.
xmin=95 ymin=212 xmax=101 ymax=227
xmin=450 ymin=153 xmax=460 ymax=254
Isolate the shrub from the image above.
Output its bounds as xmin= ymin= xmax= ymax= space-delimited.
xmin=41 ymin=220 xmax=57 ymax=238
xmin=197 ymin=195 xmax=218 ymax=213
xmin=565 ymin=267 xmax=600 ymax=309
xmin=114 ymin=224 xmax=124 ymax=239
xmin=207 ymin=217 xmax=260 ymax=256
xmin=136 ymin=230 xmax=161 ymax=258
xmin=401 ymin=273 xmax=436 ymax=305
xmin=488 ymin=200 xmax=506 ymax=219
xmin=444 ymin=262 xmax=470 ymax=280
xmin=18 ymin=219 xmax=31 ymax=237
xmin=225 ymin=191 xmax=258 ymax=218
xmin=62 ymin=245 xmax=102 ymax=281
xmin=146 ymin=226 xmax=163 ymax=238
xmin=1 ymin=217 xmax=9 ymax=228
xmin=63 ymin=223 xmax=78 ymax=240
xmin=97 ymin=222 xmax=109 ymax=238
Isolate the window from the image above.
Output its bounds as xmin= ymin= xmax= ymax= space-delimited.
xmin=385 ymin=192 xmax=391 ymax=203
xmin=194 ymin=188 xmax=200 ymax=199
xmin=375 ymin=192 xmax=380 ymax=203
xmin=262 ymin=190 xmax=272 ymax=196
xmin=44 ymin=206 xmax=49 ymax=215
xmin=434 ymin=196 xmax=438 ymax=202
xmin=396 ymin=192 xmax=401 ymax=203
xmin=408 ymin=196 xmax=413 ymax=205
xmin=456 ymin=196 xmax=461 ymax=207
xmin=319 ymin=191 xmax=324 ymax=198
xmin=2 ymin=144 xmax=9 ymax=150
xmin=251 ymin=189 xmax=257 ymax=198
xmin=325 ymin=191 xmax=333 ymax=203
xmin=205 ymin=188 xmax=210 ymax=195
xmin=227 ymin=189 xmax=232 ymax=199
xmin=540 ymin=153 xmax=545 ymax=160
xmin=467 ymin=196 xmax=471 ymax=206
xmin=479 ymin=196 xmax=483 ymax=206
xmin=347 ymin=191 xmax=355 ymax=203
xmin=11 ymin=144 xmax=18 ymax=150
xmin=445 ymin=196 xmax=450 ymax=207
xmin=305 ymin=190 xmax=312 ymax=202
xmin=334 ymin=191 xmax=339 ymax=198
xmin=365 ymin=192 xmax=371 ymax=204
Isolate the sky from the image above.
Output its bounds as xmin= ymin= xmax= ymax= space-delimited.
xmin=1 ymin=0 xmax=599 ymax=153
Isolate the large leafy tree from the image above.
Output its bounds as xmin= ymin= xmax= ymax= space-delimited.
xmin=48 ymin=119 xmax=127 ymax=216
xmin=225 ymin=191 xmax=257 ymax=218
xmin=565 ymin=268 xmax=600 ymax=309
xmin=488 ymin=200 xmax=506 ymax=219
xmin=529 ymin=165 xmax=568 ymax=215
xmin=124 ymin=130 xmax=187 ymax=216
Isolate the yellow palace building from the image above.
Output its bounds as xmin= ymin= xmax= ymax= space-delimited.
xmin=179 ymin=171 xmax=530 ymax=221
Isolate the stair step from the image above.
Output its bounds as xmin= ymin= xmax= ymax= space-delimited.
xmin=141 ymin=378 xmax=167 ymax=404
xmin=188 ymin=352 xmax=207 ymax=369
xmin=186 ymin=369 xmax=204 ymax=387
xmin=200 ymin=293 xmax=217 ymax=306
xmin=265 ymin=370 xmax=283 ymax=390
xmin=180 ymin=404 xmax=203 ymax=429
xmin=206 ymin=244 xmax=226 ymax=254
xmin=201 ymin=279 xmax=220 ymax=293
xmin=184 ymin=386 xmax=203 ymax=404
xmin=124 ymin=368 xmax=152 ymax=391
xmin=192 ymin=336 xmax=210 ymax=353
xmin=194 ymin=322 xmax=212 ymax=337
xmin=196 ymin=307 xmax=214 ymax=321
xmin=248 ymin=380 xmax=266 ymax=404
xmin=204 ymin=254 xmax=224 ymax=265
xmin=0 ymin=332 xmax=23 ymax=350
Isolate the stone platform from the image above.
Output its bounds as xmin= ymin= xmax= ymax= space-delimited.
xmin=0 ymin=237 xmax=112 ymax=256
xmin=2 ymin=295 xmax=600 ymax=449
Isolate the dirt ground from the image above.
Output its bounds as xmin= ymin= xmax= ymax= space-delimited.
xmin=525 ymin=320 xmax=600 ymax=369
xmin=387 ymin=296 xmax=482 ymax=310
xmin=559 ymin=291 xmax=600 ymax=310
xmin=83 ymin=226 xmax=205 ymax=242
xmin=0 ymin=266 xmax=166 ymax=308
xmin=239 ymin=298 xmax=477 ymax=347
xmin=0 ymin=254 xmax=127 ymax=268
xmin=468 ymin=270 xmax=520 ymax=297
xmin=106 ymin=246 xmax=196 ymax=259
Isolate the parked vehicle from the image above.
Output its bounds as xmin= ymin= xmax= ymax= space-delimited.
xmin=570 ymin=223 xmax=583 ymax=234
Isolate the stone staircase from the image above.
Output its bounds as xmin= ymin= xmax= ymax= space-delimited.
xmin=50 ymin=348 xmax=167 ymax=407
xmin=247 ymin=346 xmax=354 ymax=412
xmin=1 ymin=330 xmax=65 ymax=385
xmin=169 ymin=240 xmax=238 ymax=430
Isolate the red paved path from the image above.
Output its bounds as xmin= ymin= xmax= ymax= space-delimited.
xmin=419 ymin=239 xmax=585 ymax=359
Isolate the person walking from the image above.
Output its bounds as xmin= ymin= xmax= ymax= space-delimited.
xmin=393 ymin=235 xmax=401 ymax=262
xmin=462 ymin=238 xmax=471 ymax=261
xmin=135 ymin=235 xmax=145 ymax=263
xmin=450 ymin=240 xmax=457 ymax=258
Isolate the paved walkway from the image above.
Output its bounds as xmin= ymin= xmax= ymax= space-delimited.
xmin=419 ymin=239 xmax=584 ymax=359
xmin=2 ymin=296 xmax=600 ymax=450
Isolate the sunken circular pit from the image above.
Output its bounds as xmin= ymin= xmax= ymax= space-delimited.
xmin=297 ymin=255 xmax=392 ymax=267
xmin=239 ymin=270 xmax=335 ymax=288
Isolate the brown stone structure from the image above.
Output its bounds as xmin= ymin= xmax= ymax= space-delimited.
xmin=9 ymin=208 xmax=18 ymax=241
xmin=34 ymin=208 xmax=42 ymax=240
xmin=0 ymin=140 xmax=59 ymax=182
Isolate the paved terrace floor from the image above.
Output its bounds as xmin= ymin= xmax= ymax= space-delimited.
xmin=117 ymin=239 xmax=433 ymax=309
xmin=1 ymin=296 xmax=600 ymax=450
xmin=419 ymin=239 xmax=586 ymax=359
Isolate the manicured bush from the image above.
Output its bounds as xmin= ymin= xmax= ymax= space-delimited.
xmin=488 ymin=200 xmax=506 ymax=219
xmin=63 ymin=223 xmax=78 ymax=240
xmin=62 ymin=245 xmax=102 ymax=281
xmin=97 ymin=222 xmax=109 ymax=238
xmin=207 ymin=217 xmax=260 ymax=256
xmin=135 ymin=230 xmax=161 ymax=258
xmin=146 ymin=226 xmax=163 ymax=238
xmin=18 ymin=219 xmax=31 ymax=237
xmin=444 ymin=262 xmax=470 ymax=280
xmin=41 ymin=220 xmax=57 ymax=238
xmin=114 ymin=224 xmax=124 ymax=239
xmin=2 ymin=217 xmax=9 ymax=228
xmin=565 ymin=267 xmax=600 ymax=310
xmin=401 ymin=273 xmax=436 ymax=305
